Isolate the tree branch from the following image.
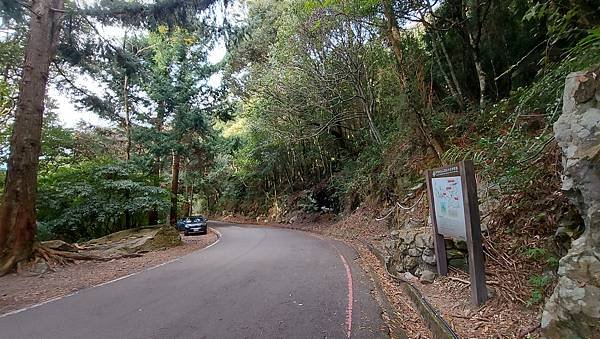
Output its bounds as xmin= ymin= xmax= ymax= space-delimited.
xmin=52 ymin=60 xmax=90 ymax=97
xmin=494 ymin=40 xmax=546 ymax=81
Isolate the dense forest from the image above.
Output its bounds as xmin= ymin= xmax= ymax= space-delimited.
xmin=1 ymin=0 xmax=599 ymax=256
xmin=215 ymin=0 xmax=600 ymax=220
xmin=1 ymin=0 xmax=600 ymax=333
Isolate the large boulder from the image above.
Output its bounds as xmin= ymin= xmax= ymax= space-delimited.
xmin=41 ymin=240 xmax=79 ymax=252
xmin=542 ymin=69 xmax=600 ymax=337
xmin=134 ymin=226 xmax=182 ymax=252
xmin=84 ymin=226 xmax=182 ymax=255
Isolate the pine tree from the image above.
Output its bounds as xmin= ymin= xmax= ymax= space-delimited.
xmin=0 ymin=0 xmax=222 ymax=276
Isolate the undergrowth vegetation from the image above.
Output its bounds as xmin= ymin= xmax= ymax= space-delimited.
xmin=211 ymin=0 xmax=599 ymax=222
xmin=201 ymin=0 xmax=600 ymax=306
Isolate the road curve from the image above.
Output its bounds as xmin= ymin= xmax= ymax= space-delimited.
xmin=0 ymin=222 xmax=387 ymax=339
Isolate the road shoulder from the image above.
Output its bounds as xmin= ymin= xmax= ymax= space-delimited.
xmin=0 ymin=230 xmax=219 ymax=316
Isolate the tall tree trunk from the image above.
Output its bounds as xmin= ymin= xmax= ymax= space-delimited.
xmin=148 ymin=102 xmax=165 ymax=225
xmin=364 ymin=104 xmax=382 ymax=144
xmin=432 ymin=34 xmax=465 ymax=110
xmin=425 ymin=3 xmax=466 ymax=108
xmin=438 ymin=35 xmax=465 ymax=106
xmin=457 ymin=0 xmax=490 ymax=110
xmin=356 ymin=80 xmax=382 ymax=144
xmin=169 ymin=152 xmax=181 ymax=227
xmin=0 ymin=0 xmax=64 ymax=276
xmin=382 ymin=0 xmax=406 ymax=86
xmin=188 ymin=183 xmax=193 ymax=216
xmin=432 ymin=44 xmax=458 ymax=98
xmin=122 ymin=74 xmax=132 ymax=228
xmin=470 ymin=44 xmax=487 ymax=109
xmin=381 ymin=0 xmax=444 ymax=161
xmin=123 ymin=74 xmax=132 ymax=161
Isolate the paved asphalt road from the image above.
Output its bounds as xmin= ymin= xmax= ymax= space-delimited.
xmin=0 ymin=222 xmax=387 ymax=339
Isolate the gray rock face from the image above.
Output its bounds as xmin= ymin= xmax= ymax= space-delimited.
xmin=386 ymin=228 xmax=437 ymax=275
xmin=408 ymin=248 xmax=422 ymax=257
xmin=543 ymin=69 xmax=600 ymax=338
xmin=422 ymin=253 xmax=436 ymax=265
xmin=385 ymin=226 xmax=469 ymax=276
xmin=404 ymin=271 xmax=418 ymax=281
xmin=42 ymin=240 xmax=78 ymax=252
xmin=419 ymin=270 xmax=436 ymax=284
xmin=414 ymin=232 xmax=434 ymax=249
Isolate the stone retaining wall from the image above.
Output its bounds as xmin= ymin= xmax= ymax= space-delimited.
xmin=384 ymin=227 xmax=469 ymax=283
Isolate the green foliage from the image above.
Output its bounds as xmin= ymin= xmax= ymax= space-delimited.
xmin=303 ymin=0 xmax=380 ymax=16
xmin=527 ymin=289 xmax=544 ymax=306
xmin=298 ymin=193 xmax=320 ymax=213
xmin=39 ymin=109 xmax=76 ymax=170
xmin=0 ymin=0 xmax=236 ymax=248
xmin=3 ymin=0 xmax=596 ymax=247
xmin=0 ymin=0 xmax=25 ymax=22
xmin=214 ymin=0 xmax=414 ymax=213
xmin=442 ymin=146 xmax=486 ymax=166
xmin=524 ymin=0 xmax=600 ymax=44
xmin=546 ymin=256 xmax=560 ymax=270
xmin=523 ymin=247 xmax=547 ymax=261
xmin=514 ymin=27 xmax=600 ymax=123
xmin=36 ymin=222 xmax=55 ymax=242
xmin=82 ymin=0 xmax=223 ymax=30
xmin=2 ymin=109 xmax=74 ymax=176
xmin=526 ymin=273 xmax=553 ymax=306
xmin=0 ymin=29 xmax=24 ymax=162
xmin=207 ymin=0 xmax=600 ymax=219
xmin=37 ymin=160 xmax=170 ymax=242
xmin=522 ymin=247 xmax=560 ymax=271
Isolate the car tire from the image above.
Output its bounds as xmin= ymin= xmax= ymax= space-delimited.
xmin=184 ymin=231 xmax=188 ymax=236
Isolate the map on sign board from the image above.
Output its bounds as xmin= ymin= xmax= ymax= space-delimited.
xmin=432 ymin=176 xmax=466 ymax=240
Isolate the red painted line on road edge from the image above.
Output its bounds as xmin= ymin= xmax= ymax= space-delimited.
xmin=339 ymin=253 xmax=353 ymax=338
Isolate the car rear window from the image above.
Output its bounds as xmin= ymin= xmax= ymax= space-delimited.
xmin=185 ymin=217 xmax=204 ymax=223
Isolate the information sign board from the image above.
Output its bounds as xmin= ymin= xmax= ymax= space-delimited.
xmin=425 ymin=160 xmax=488 ymax=305
xmin=431 ymin=176 xmax=466 ymax=240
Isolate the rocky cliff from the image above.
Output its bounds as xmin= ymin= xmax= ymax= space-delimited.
xmin=542 ymin=69 xmax=600 ymax=337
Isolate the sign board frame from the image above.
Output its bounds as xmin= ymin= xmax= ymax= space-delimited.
xmin=425 ymin=160 xmax=488 ymax=305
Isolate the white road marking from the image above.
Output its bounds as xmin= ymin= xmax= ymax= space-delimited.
xmin=0 ymin=227 xmax=222 ymax=318
xmin=339 ymin=253 xmax=354 ymax=338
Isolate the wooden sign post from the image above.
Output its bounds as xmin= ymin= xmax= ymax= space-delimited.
xmin=425 ymin=160 xmax=488 ymax=305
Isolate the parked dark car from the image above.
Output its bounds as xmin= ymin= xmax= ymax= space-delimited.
xmin=177 ymin=216 xmax=208 ymax=236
